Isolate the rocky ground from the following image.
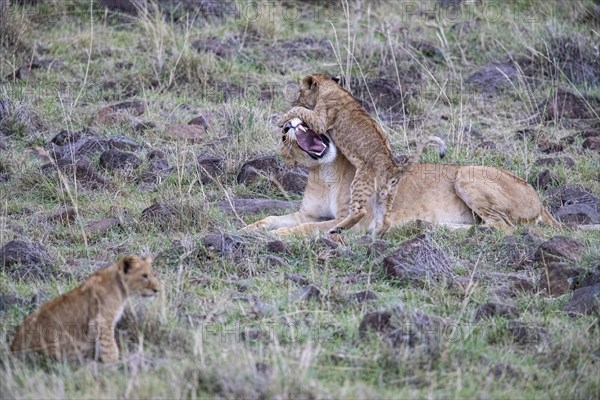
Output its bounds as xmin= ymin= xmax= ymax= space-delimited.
xmin=0 ymin=0 xmax=599 ymax=398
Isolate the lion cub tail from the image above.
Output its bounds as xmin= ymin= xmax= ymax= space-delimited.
xmin=406 ymin=136 xmax=446 ymax=164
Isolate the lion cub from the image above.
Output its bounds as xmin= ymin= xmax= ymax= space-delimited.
xmin=279 ymin=73 xmax=442 ymax=234
xmin=11 ymin=255 xmax=159 ymax=363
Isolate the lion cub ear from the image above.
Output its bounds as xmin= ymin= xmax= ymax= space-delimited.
xmin=302 ymin=75 xmax=316 ymax=89
xmin=143 ymin=256 xmax=153 ymax=265
xmin=331 ymin=75 xmax=345 ymax=86
xmin=120 ymin=255 xmax=137 ymax=274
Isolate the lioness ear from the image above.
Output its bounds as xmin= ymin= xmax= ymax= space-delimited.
xmin=331 ymin=75 xmax=345 ymax=86
xmin=143 ymin=256 xmax=153 ymax=265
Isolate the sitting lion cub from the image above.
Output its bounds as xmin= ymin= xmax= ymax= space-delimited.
xmin=11 ymin=255 xmax=159 ymax=363
xmin=279 ymin=73 xmax=421 ymax=234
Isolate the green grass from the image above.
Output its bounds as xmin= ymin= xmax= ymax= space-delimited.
xmin=1 ymin=0 xmax=600 ymax=398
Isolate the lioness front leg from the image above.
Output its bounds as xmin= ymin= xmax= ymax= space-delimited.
xmin=274 ymin=219 xmax=341 ymax=236
xmin=278 ymin=107 xmax=327 ymax=134
xmin=244 ymin=212 xmax=318 ymax=232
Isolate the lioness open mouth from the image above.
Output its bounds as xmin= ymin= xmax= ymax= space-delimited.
xmin=283 ymin=118 xmax=329 ymax=158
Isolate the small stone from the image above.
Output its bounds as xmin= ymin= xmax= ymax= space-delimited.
xmin=0 ymin=240 xmax=53 ymax=267
xmin=475 ymin=302 xmax=520 ymax=321
xmin=99 ymin=149 xmax=142 ymax=171
xmin=539 ymin=262 xmax=582 ymax=297
xmin=266 ymin=240 xmax=291 ymax=255
xmin=164 ymin=124 xmax=205 ymax=143
xmin=534 ymin=236 xmax=585 ymax=264
xmin=188 ymin=115 xmax=209 ymax=129
xmin=290 ymin=284 xmax=323 ymax=302
xmin=563 ymin=283 xmax=600 ymax=316
xmin=346 ymin=290 xmax=378 ymax=303
xmin=507 ymin=320 xmax=548 ymax=345
xmin=582 ymin=136 xmax=600 ymax=152
xmin=283 ymin=273 xmax=309 ymax=286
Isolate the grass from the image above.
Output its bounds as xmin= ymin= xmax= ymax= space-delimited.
xmin=1 ymin=0 xmax=600 ymax=398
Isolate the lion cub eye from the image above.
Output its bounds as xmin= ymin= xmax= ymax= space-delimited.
xmin=142 ymin=273 xmax=149 ymax=279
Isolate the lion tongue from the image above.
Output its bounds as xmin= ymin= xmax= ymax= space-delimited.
xmin=296 ymin=128 xmax=326 ymax=155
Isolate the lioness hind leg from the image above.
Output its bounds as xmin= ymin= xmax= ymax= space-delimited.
xmin=328 ymin=175 xmax=371 ymax=233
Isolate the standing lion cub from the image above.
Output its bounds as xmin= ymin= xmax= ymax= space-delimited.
xmin=279 ymin=73 xmax=432 ymax=234
xmin=10 ymin=255 xmax=160 ymax=363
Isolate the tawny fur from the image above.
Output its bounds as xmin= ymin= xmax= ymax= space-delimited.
xmin=245 ymin=134 xmax=558 ymax=236
xmin=10 ymin=255 xmax=160 ymax=363
xmin=278 ymin=73 xmax=413 ymax=234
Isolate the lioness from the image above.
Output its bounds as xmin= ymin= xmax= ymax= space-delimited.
xmin=11 ymin=255 xmax=160 ymax=363
xmin=245 ymin=129 xmax=557 ymax=236
xmin=278 ymin=73 xmax=415 ymax=234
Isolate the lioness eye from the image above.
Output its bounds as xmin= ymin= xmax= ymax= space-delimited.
xmin=143 ymin=273 xmax=148 ymax=278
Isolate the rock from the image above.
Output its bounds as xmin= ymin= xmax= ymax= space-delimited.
xmin=164 ymin=124 xmax=204 ymax=143
xmin=555 ymin=204 xmax=600 ymax=225
xmin=216 ymin=198 xmax=297 ymax=216
xmin=359 ymin=308 xmax=446 ymax=350
xmin=188 ymin=115 xmax=209 ymax=129
xmin=534 ymin=236 xmax=585 ymax=264
xmin=49 ymin=135 xmax=109 ymax=160
xmin=290 ymin=284 xmax=323 ymax=302
xmin=266 ymin=240 xmax=291 ymax=255
xmin=507 ymin=320 xmax=548 ymax=345
xmin=383 ymin=234 xmax=453 ymax=284
xmin=546 ymin=186 xmax=600 ymax=224
xmin=358 ymin=311 xmax=392 ymax=339
xmin=534 ymin=169 xmax=555 ymax=190
xmin=265 ymin=256 xmax=287 ymax=267
xmin=490 ymin=363 xmax=519 ymax=380
xmin=534 ymin=157 xmax=575 ymax=167
xmin=0 ymin=293 xmax=27 ymax=312
xmin=539 ymin=90 xmax=600 ymax=122
xmin=537 ymin=136 xmax=563 ymax=153
xmin=507 ymin=277 xmax=536 ymax=297
xmin=283 ymin=273 xmax=309 ymax=286
xmin=85 ymin=218 xmax=120 ymax=235
xmin=237 ymin=156 xmax=281 ymax=184
xmin=582 ymin=136 xmax=600 ymax=152
xmin=148 ymin=149 xmax=166 ymax=160
xmin=539 ymin=262 xmax=582 ymax=297
xmin=0 ymin=240 xmax=53 ymax=267
xmin=141 ymin=202 xmax=170 ymax=222
xmin=563 ymin=283 xmax=600 ymax=316
xmin=94 ymin=101 xmax=145 ymax=125
xmin=475 ymin=302 xmax=520 ymax=321
xmin=346 ymin=290 xmax=378 ymax=303
xmin=46 ymin=207 xmax=77 ymax=224
xmin=99 ymin=149 xmax=142 ymax=171
xmin=251 ymin=299 xmax=276 ymax=317
xmin=576 ymin=267 xmax=600 ymax=289
xmin=99 ymin=0 xmax=139 ymax=13
xmin=50 ymin=130 xmax=82 ymax=146
xmin=276 ymin=169 xmax=308 ymax=194
xmin=42 ymin=157 xmax=107 ymax=187
xmin=201 ymin=233 xmax=246 ymax=259
xmin=192 ymin=38 xmax=237 ymax=58
xmin=466 ymin=63 xmax=520 ymax=93
xmin=196 ymin=157 xmax=224 ymax=184
xmin=107 ymin=136 xmax=141 ymax=151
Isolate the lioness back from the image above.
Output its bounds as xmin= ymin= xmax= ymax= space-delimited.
xmin=10 ymin=255 xmax=159 ymax=363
